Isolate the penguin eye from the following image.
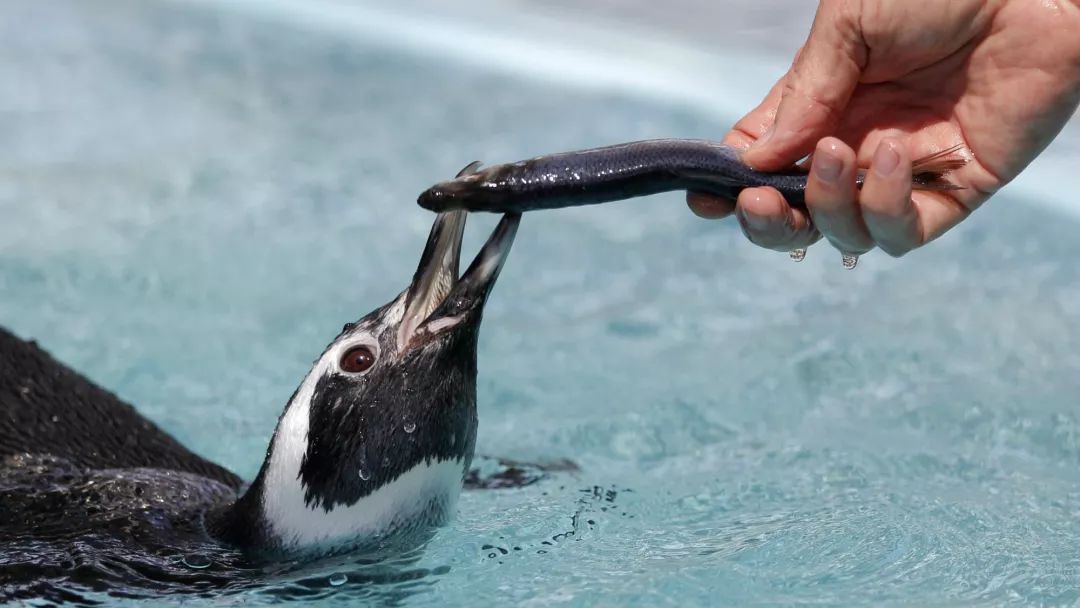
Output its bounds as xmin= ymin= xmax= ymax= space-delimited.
xmin=340 ymin=345 xmax=376 ymax=374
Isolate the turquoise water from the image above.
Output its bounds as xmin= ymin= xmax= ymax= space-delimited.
xmin=3 ymin=0 xmax=1080 ymax=605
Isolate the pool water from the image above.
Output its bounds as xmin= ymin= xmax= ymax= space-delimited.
xmin=3 ymin=0 xmax=1080 ymax=605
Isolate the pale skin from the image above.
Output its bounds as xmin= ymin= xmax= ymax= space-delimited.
xmin=687 ymin=0 xmax=1080 ymax=258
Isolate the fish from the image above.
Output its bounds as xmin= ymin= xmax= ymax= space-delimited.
xmin=417 ymin=138 xmax=967 ymax=213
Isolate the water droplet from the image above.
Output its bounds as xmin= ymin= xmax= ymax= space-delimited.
xmin=358 ymin=469 xmax=371 ymax=481
xmin=789 ymin=248 xmax=807 ymax=262
xmin=449 ymin=433 xmax=456 ymax=446
xmin=182 ymin=554 xmax=211 ymax=569
xmin=328 ymin=573 xmax=348 ymax=586
xmin=403 ymin=423 xmax=416 ymax=434
xmin=841 ymin=254 xmax=859 ymax=269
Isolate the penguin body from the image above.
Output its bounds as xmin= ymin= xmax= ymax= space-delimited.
xmin=0 ymin=211 xmax=527 ymax=599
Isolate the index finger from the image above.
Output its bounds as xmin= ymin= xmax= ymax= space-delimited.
xmin=687 ymin=72 xmax=792 ymax=218
xmin=723 ymin=70 xmax=791 ymax=151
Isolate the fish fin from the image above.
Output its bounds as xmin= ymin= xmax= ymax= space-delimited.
xmin=911 ymin=144 xmax=968 ymax=191
xmin=464 ymin=455 xmax=580 ymax=490
xmin=678 ymin=169 xmax=744 ymax=188
xmin=456 ymin=160 xmax=483 ymax=178
xmin=676 ymin=169 xmax=747 ymax=201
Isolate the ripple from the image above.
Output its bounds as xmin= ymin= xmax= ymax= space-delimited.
xmin=431 ymin=442 xmax=1080 ymax=606
xmin=7 ymin=0 xmax=1080 ymax=605
xmin=0 ymin=533 xmax=452 ymax=606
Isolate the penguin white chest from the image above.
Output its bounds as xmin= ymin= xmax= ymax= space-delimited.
xmin=257 ymin=373 xmax=466 ymax=552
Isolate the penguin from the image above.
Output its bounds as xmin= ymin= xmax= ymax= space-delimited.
xmin=1 ymin=210 xmax=527 ymax=594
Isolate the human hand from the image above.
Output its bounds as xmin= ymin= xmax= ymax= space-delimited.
xmin=688 ymin=0 xmax=1080 ymax=260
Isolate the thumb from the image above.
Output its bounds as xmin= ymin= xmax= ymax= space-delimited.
xmin=741 ymin=1 xmax=866 ymax=171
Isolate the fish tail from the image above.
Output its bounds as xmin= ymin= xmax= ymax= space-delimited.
xmin=910 ymin=143 xmax=968 ymax=191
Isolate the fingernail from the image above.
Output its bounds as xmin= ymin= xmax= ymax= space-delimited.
xmin=814 ymin=147 xmax=842 ymax=183
xmin=873 ymin=141 xmax=900 ymax=177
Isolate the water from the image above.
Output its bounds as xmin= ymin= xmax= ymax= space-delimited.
xmin=2 ymin=0 xmax=1080 ymax=605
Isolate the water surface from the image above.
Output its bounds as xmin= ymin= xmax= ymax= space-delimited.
xmin=2 ymin=1 xmax=1079 ymax=605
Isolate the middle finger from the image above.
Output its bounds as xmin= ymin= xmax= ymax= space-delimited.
xmin=804 ymin=137 xmax=874 ymax=254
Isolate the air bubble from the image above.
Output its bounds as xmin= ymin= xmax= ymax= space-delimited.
xmin=403 ymin=423 xmax=416 ymax=434
xmin=790 ymin=248 xmax=807 ymax=262
xmin=358 ymin=469 xmax=371 ymax=481
xmin=841 ymin=254 xmax=859 ymax=269
xmin=181 ymin=554 xmax=211 ymax=569
xmin=329 ymin=573 xmax=348 ymax=586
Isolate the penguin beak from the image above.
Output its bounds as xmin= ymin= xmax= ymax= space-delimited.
xmin=399 ymin=211 xmax=520 ymax=348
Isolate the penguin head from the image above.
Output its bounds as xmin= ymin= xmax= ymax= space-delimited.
xmin=251 ymin=210 xmax=520 ymax=553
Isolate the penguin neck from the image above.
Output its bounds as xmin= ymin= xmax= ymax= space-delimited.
xmin=209 ymin=372 xmax=321 ymax=552
xmin=212 ymin=371 xmax=469 ymax=556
